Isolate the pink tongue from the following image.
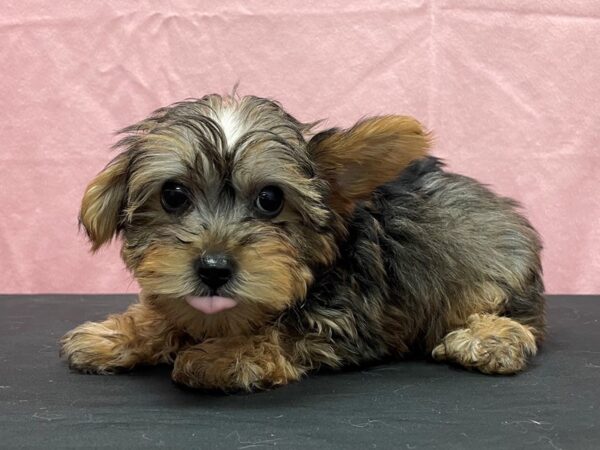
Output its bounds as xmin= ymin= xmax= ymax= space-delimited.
xmin=185 ymin=295 xmax=238 ymax=315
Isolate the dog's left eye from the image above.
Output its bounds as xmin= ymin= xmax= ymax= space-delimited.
xmin=161 ymin=182 xmax=190 ymax=213
xmin=255 ymin=186 xmax=284 ymax=217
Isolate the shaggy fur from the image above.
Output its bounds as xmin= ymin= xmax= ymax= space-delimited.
xmin=60 ymin=94 xmax=545 ymax=391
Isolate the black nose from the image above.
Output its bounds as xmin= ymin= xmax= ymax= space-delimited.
xmin=194 ymin=254 xmax=233 ymax=291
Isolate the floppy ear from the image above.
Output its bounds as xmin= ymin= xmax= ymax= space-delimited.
xmin=309 ymin=115 xmax=430 ymax=215
xmin=79 ymin=152 xmax=130 ymax=251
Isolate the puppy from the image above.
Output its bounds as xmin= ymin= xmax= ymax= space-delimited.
xmin=61 ymin=94 xmax=545 ymax=391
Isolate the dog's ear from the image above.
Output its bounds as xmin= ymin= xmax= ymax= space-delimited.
xmin=309 ymin=116 xmax=431 ymax=215
xmin=79 ymin=152 xmax=130 ymax=251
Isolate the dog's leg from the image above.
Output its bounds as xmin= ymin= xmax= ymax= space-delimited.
xmin=431 ymin=313 xmax=538 ymax=374
xmin=171 ymin=328 xmax=308 ymax=391
xmin=60 ymin=302 xmax=183 ymax=374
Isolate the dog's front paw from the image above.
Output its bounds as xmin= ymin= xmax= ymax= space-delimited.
xmin=60 ymin=321 xmax=136 ymax=374
xmin=172 ymin=333 xmax=305 ymax=392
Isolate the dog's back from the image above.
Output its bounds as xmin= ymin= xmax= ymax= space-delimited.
xmin=285 ymin=156 xmax=544 ymax=373
xmin=377 ymin=157 xmax=544 ymax=335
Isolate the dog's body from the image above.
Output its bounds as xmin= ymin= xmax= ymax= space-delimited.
xmin=61 ymin=95 xmax=544 ymax=391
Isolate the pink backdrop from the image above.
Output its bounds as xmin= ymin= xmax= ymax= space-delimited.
xmin=1 ymin=0 xmax=598 ymax=294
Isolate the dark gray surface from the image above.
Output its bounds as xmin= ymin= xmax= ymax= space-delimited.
xmin=0 ymin=295 xmax=599 ymax=449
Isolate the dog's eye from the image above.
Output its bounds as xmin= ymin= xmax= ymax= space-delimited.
xmin=161 ymin=182 xmax=190 ymax=213
xmin=255 ymin=186 xmax=284 ymax=217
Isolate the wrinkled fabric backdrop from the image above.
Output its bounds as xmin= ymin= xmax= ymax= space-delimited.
xmin=1 ymin=0 xmax=598 ymax=294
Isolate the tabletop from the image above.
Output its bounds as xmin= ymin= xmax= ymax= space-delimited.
xmin=1 ymin=295 xmax=598 ymax=449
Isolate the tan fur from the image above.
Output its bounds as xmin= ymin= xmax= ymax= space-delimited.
xmin=171 ymin=328 xmax=305 ymax=391
xmin=430 ymin=282 xmax=510 ymax=349
xmin=235 ymin=238 xmax=313 ymax=311
xmin=79 ymin=153 xmax=129 ymax=250
xmin=311 ymin=116 xmax=431 ymax=214
xmin=431 ymin=313 xmax=537 ymax=374
xmin=60 ymin=303 xmax=185 ymax=373
xmin=129 ymin=227 xmax=313 ymax=340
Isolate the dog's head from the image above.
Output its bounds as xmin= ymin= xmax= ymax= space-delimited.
xmin=80 ymin=95 xmax=429 ymax=334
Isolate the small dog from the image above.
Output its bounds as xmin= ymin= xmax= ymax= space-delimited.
xmin=61 ymin=94 xmax=545 ymax=391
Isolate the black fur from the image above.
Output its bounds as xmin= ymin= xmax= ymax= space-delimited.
xmin=281 ymin=157 xmax=545 ymax=368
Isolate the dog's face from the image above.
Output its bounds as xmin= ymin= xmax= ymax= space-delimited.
xmin=80 ymin=95 xmax=429 ymax=335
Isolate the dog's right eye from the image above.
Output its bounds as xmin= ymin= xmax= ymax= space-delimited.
xmin=161 ymin=182 xmax=190 ymax=213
